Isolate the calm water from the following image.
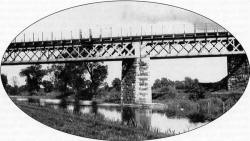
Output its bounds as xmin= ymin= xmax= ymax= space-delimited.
xmin=15 ymin=97 xmax=207 ymax=134
xmin=64 ymin=105 xmax=206 ymax=133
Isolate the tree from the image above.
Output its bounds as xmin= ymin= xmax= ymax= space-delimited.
xmin=52 ymin=63 xmax=87 ymax=92
xmin=112 ymin=78 xmax=121 ymax=91
xmin=51 ymin=62 xmax=107 ymax=101
xmin=152 ymin=79 xmax=161 ymax=89
xmin=184 ymin=77 xmax=193 ymax=91
xmin=152 ymin=77 xmax=174 ymax=90
xmin=175 ymin=80 xmax=185 ymax=89
xmin=19 ymin=64 xmax=46 ymax=94
xmin=160 ymin=77 xmax=174 ymax=87
xmin=1 ymin=74 xmax=8 ymax=88
xmin=103 ymin=82 xmax=110 ymax=91
xmin=42 ymin=80 xmax=53 ymax=93
xmin=185 ymin=78 xmax=205 ymax=101
xmin=9 ymin=85 xmax=19 ymax=95
xmin=84 ymin=62 xmax=108 ymax=95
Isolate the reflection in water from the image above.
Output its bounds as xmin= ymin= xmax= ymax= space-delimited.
xmin=121 ymin=107 xmax=152 ymax=130
xmin=73 ymin=97 xmax=80 ymax=114
xmin=150 ymin=112 xmax=204 ymax=133
xmin=59 ymin=98 xmax=67 ymax=109
xmin=135 ymin=108 xmax=152 ymax=130
xmin=91 ymin=101 xmax=98 ymax=115
xmin=22 ymin=98 xmax=207 ymax=133
xmin=121 ymin=107 xmax=136 ymax=127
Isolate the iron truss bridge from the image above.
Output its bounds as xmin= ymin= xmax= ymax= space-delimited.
xmin=1 ymin=31 xmax=245 ymax=65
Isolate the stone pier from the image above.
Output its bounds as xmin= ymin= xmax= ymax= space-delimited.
xmin=121 ymin=57 xmax=152 ymax=104
xmin=227 ymin=54 xmax=250 ymax=91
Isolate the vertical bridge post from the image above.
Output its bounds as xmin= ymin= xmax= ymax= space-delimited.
xmin=227 ymin=54 xmax=250 ymax=91
xmin=121 ymin=57 xmax=152 ymax=104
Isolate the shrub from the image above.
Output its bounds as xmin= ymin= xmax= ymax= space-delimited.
xmin=188 ymin=86 xmax=205 ymax=101
xmin=187 ymin=112 xmax=206 ymax=123
xmin=78 ymin=89 xmax=93 ymax=100
xmin=156 ymin=86 xmax=177 ymax=99
xmin=198 ymin=98 xmax=224 ymax=120
xmin=105 ymin=89 xmax=121 ymax=103
xmin=42 ymin=80 xmax=54 ymax=93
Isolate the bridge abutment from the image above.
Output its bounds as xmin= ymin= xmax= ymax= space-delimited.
xmin=121 ymin=57 xmax=152 ymax=104
xmin=227 ymin=54 xmax=250 ymax=91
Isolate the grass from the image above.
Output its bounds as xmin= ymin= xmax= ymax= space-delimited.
xmin=152 ymin=97 xmax=228 ymax=122
xmin=152 ymin=88 xmax=243 ymax=121
xmin=15 ymin=101 xmax=173 ymax=141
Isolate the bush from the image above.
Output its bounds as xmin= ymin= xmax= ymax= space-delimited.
xmin=42 ymin=80 xmax=54 ymax=93
xmin=188 ymin=86 xmax=205 ymax=101
xmin=153 ymin=86 xmax=177 ymax=100
xmin=104 ymin=89 xmax=121 ymax=103
xmin=198 ymin=98 xmax=224 ymax=120
xmin=78 ymin=89 xmax=93 ymax=100
xmin=187 ymin=112 xmax=206 ymax=123
xmin=224 ymin=98 xmax=236 ymax=111
xmin=6 ymin=85 xmax=19 ymax=95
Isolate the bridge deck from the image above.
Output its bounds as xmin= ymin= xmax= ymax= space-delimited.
xmin=9 ymin=32 xmax=232 ymax=49
xmin=2 ymin=32 xmax=245 ymax=65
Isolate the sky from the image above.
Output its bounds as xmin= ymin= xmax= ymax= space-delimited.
xmin=1 ymin=1 xmax=227 ymax=86
xmin=1 ymin=57 xmax=227 ymax=86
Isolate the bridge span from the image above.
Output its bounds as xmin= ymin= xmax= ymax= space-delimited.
xmin=2 ymin=31 xmax=244 ymax=65
xmin=1 ymin=31 xmax=248 ymax=104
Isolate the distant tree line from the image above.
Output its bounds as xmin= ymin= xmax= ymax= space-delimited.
xmin=152 ymin=77 xmax=205 ymax=101
xmin=1 ymin=74 xmax=19 ymax=95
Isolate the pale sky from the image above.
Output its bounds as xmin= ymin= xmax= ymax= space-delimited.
xmin=1 ymin=57 xmax=227 ymax=86
xmin=1 ymin=1 xmax=227 ymax=86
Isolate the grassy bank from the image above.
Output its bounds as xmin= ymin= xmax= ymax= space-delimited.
xmin=15 ymin=102 xmax=172 ymax=141
xmin=153 ymin=96 xmax=236 ymax=122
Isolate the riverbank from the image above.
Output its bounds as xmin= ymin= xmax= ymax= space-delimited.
xmin=15 ymin=101 xmax=173 ymax=141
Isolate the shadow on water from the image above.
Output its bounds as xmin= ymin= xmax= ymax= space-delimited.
xmin=21 ymin=97 xmax=208 ymax=133
xmin=121 ymin=106 xmax=136 ymax=127
xmin=28 ymin=98 xmax=40 ymax=103
xmin=187 ymin=112 xmax=206 ymax=123
xmin=73 ymin=97 xmax=80 ymax=114
xmin=121 ymin=106 xmax=152 ymax=130
xmin=91 ymin=101 xmax=98 ymax=115
xmin=59 ymin=98 xmax=67 ymax=109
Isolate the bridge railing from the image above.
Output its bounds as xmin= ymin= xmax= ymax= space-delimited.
xmin=2 ymin=31 xmax=245 ymax=65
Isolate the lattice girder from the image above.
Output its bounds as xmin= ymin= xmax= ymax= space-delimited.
xmin=2 ymin=32 xmax=245 ymax=65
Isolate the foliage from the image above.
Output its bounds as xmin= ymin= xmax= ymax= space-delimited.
xmin=174 ymin=81 xmax=185 ymax=89
xmin=184 ymin=77 xmax=194 ymax=90
xmin=18 ymin=85 xmax=27 ymax=92
xmin=188 ymin=86 xmax=205 ymax=101
xmin=103 ymin=82 xmax=110 ymax=91
xmin=152 ymin=77 xmax=174 ymax=89
xmin=19 ymin=64 xmax=47 ymax=93
xmin=103 ymin=89 xmax=121 ymax=103
xmin=42 ymin=80 xmax=54 ymax=93
xmin=152 ymin=85 xmax=177 ymax=100
xmin=112 ymin=78 xmax=121 ymax=91
xmin=1 ymin=74 xmax=8 ymax=88
xmin=77 ymin=89 xmax=93 ymax=100
xmin=84 ymin=62 xmax=108 ymax=95
xmin=183 ymin=77 xmax=205 ymax=101
xmin=51 ymin=62 xmax=107 ymax=101
xmin=2 ymin=75 xmax=20 ymax=95
xmin=52 ymin=63 xmax=86 ymax=92
xmin=198 ymin=98 xmax=224 ymax=120
xmin=7 ymin=85 xmax=19 ymax=95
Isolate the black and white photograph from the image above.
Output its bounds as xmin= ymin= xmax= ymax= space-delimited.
xmin=0 ymin=0 xmax=250 ymax=141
